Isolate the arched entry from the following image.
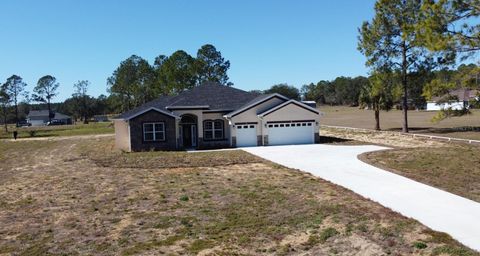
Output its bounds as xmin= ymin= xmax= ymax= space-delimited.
xmin=180 ymin=114 xmax=198 ymax=148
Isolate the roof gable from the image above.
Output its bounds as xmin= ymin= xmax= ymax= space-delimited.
xmin=258 ymin=100 xmax=320 ymax=117
xmin=115 ymin=107 xmax=181 ymax=121
xmin=224 ymin=93 xmax=289 ymax=118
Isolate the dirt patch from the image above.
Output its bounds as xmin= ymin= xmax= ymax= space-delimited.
xmin=0 ymin=137 xmax=477 ymax=255
xmin=321 ymin=127 xmax=445 ymax=148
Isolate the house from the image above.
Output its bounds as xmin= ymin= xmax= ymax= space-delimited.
xmin=426 ymin=88 xmax=479 ymax=111
xmin=113 ymin=82 xmax=321 ymax=151
xmin=27 ymin=110 xmax=72 ymax=126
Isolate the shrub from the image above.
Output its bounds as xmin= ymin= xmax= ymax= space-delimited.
xmin=179 ymin=195 xmax=189 ymax=201
xmin=413 ymin=241 xmax=427 ymax=249
xmin=29 ymin=130 xmax=36 ymax=137
xmin=319 ymin=227 xmax=339 ymax=243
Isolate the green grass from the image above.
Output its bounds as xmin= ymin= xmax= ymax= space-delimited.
xmin=0 ymin=122 xmax=114 ymax=139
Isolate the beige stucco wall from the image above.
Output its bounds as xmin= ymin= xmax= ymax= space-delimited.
xmin=114 ymin=119 xmax=131 ymax=151
xmin=230 ymin=97 xmax=285 ymax=137
xmin=170 ymin=110 xmax=230 ymax=142
xmin=261 ymin=103 xmax=320 ymax=135
xmin=202 ymin=112 xmax=230 ymax=139
xmin=172 ymin=109 xmax=204 ymax=137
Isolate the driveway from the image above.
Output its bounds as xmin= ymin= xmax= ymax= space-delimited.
xmin=243 ymin=144 xmax=480 ymax=251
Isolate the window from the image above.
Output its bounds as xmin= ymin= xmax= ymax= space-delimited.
xmin=143 ymin=122 xmax=165 ymax=142
xmin=204 ymin=120 xmax=223 ymax=140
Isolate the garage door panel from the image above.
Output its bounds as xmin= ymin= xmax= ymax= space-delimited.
xmin=236 ymin=124 xmax=257 ymax=147
xmin=268 ymin=122 xmax=314 ymax=146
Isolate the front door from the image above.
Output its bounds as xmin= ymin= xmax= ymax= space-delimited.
xmin=182 ymin=124 xmax=197 ymax=148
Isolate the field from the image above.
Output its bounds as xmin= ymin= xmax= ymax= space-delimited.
xmin=0 ymin=122 xmax=114 ymax=139
xmin=0 ymin=136 xmax=476 ymax=255
xmin=320 ymin=106 xmax=480 ymax=140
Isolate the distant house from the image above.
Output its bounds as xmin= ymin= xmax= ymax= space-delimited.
xmin=27 ymin=110 xmax=72 ymax=126
xmin=426 ymin=88 xmax=479 ymax=111
xmin=94 ymin=115 xmax=109 ymax=122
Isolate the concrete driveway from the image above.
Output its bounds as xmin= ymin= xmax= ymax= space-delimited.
xmin=242 ymin=144 xmax=480 ymax=251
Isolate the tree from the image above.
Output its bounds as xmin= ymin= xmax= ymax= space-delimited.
xmin=156 ymin=50 xmax=197 ymax=95
xmin=195 ymin=44 xmax=232 ymax=86
xmin=419 ymin=0 xmax=480 ymax=56
xmin=73 ymin=80 xmax=90 ymax=124
xmin=33 ymin=75 xmax=59 ymax=123
xmin=264 ymin=84 xmax=300 ymax=100
xmin=0 ymin=84 xmax=10 ymax=132
xmin=108 ymin=55 xmax=156 ymax=111
xmin=4 ymin=75 xmax=27 ymax=125
xmin=358 ymin=0 xmax=440 ymax=133
xmin=359 ymin=69 xmax=395 ymax=130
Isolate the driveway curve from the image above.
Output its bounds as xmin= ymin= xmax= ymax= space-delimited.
xmin=243 ymin=144 xmax=480 ymax=251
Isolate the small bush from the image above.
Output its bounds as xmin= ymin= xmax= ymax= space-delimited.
xmin=319 ymin=227 xmax=339 ymax=243
xmin=29 ymin=130 xmax=36 ymax=137
xmin=413 ymin=241 xmax=427 ymax=249
xmin=179 ymin=195 xmax=189 ymax=201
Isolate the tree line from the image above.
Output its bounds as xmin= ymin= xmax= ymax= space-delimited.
xmin=356 ymin=0 xmax=479 ymax=132
xmin=107 ymin=44 xmax=231 ymax=112
xmin=2 ymin=0 xmax=478 ymax=132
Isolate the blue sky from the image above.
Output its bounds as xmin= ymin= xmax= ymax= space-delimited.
xmin=0 ymin=0 xmax=375 ymax=102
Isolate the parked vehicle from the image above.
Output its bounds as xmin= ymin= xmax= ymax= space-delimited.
xmin=46 ymin=119 xmax=65 ymax=126
xmin=16 ymin=121 xmax=32 ymax=127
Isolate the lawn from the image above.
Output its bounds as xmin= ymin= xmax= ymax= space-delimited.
xmin=320 ymin=106 xmax=480 ymax=140
xmin=0 ymin=137 xmax=476 ymax=255
xmin=0 ymin=122 xmax=114 ymax=139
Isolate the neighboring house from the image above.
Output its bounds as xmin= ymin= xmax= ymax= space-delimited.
xmin=27 ymin=110 xmax=72 ymax=126
xmin=426 ymin=88 xmax=479 ymax=111
xmin=113 ymin=82 xmax=321 ymax=152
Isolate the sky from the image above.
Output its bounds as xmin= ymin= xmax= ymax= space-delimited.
xmin=0 ymin=0 xmax=376 ymax=102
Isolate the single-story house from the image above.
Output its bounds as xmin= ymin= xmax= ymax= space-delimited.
xmin=27 ymin=110 xmax=73 ymax=126
xmin=113 ymin=82 xmax=321 ymax=152
xmin=426 ymin=88 xmax=479 ymax=111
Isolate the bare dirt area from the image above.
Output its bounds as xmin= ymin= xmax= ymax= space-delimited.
xmin=320 ymin=106 xmax=480 ymax=140
xmin=321 ymin=126 xmax=445 ymax=148
xmin=0 ymin=137 xmax=477 ymax=255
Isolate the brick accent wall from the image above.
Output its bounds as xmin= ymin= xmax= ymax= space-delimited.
xmin=199 ymin=137 xmax=231 ymax=149
xmin=263 ymin=135 xmax=269 ymax=146
xmin=257 ymin=135 xmax=263 ymax=146
xmin=314 ymin=132 xmax=320 ymax=143
xmin=231 ymin=136 xmax=236 ymax=147
xmin=129 ymin=110 xmax=177 ymax=151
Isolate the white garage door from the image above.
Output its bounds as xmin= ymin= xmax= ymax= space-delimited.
xmin=267 ymin=122 xmax=315 ymax=146
xmin=236 ymin=124 xmax=257 ymax=147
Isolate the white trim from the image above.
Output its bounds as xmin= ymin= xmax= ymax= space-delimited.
xmin=203 ymin=120 xmax=224 ymax=140
xmin=224 ymin=93 xmax=289 ymax=118
xmin=257 ymin=99 xmax=320 ymax=117
xmin=114 ymin=107 xmax=181 ymax=120
xmin=143 ymin=122 xmax=166 ymax=141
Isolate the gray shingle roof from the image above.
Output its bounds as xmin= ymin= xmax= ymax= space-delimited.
xmin=115 ymin=82 xmax=261 ymax=119
xmin=27 ymin=110 xmax=71 ymax=119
